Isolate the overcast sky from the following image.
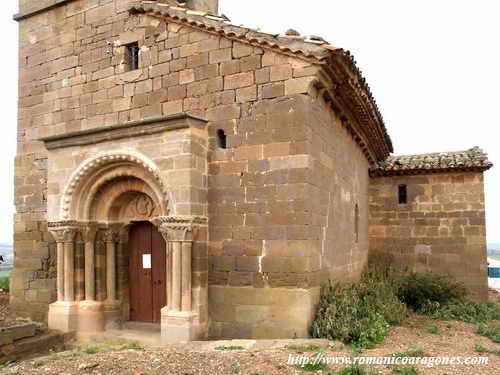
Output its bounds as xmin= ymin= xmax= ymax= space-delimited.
xmin=0 ymin=0 xmax=498 ymax=244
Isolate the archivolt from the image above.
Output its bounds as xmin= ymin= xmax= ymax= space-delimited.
xmin=60 ymin=150 xmax=170 ymax=221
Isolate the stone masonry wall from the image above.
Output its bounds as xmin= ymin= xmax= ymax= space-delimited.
xmin=369 ymin=172 xmax=488 ymax=299
xmin=306 ymin=96 xmax=370 ymax=284
xmin=14 ymin=0 xmax=330 ymax=336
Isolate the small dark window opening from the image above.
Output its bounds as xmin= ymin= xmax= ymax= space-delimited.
xmin=217 ymin=129 xmax=227 ymax=149
xmin=126 ymin=42 xmax=140 ymax=71
xmin=398 ymin=184 xmax=408 ymax=204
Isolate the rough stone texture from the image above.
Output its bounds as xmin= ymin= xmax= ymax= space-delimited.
xmin=13 ymin=0 xmax=321 ymax=338
xmin=12 ymin=0 xmax=491 ymax=339
xmin=369 ymin=172 xmax=489 ymax=299
xmin=305 ymin=95 xmax=370 ymax=284
xmin=0 ymin=330 xmax=69 ymax=365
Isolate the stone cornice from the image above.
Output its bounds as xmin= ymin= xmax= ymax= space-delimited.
xmin=39 ymin=114 xmax=207 ymax=150
xmin=48 ymin=220 xmax=80 ymax=229
xmin=14 ymin=0 xmax=77 ymax=21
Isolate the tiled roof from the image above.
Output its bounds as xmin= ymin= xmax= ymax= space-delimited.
xmin=128 ymin=1 xmax=394 ymax=161
xmin=128 ymin=1 xmax=332 ymax=60
xmin=370 ymin=147 xmax=493 ymax=177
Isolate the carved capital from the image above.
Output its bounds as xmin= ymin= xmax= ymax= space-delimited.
xmin=80 ymin=222 xmax=98 ymax=243
xmin=48 ymin=222 xmax=79 ymax=243
xmin=101 ymin=226 xmax=120 ymax=243
xmin=152 ymin=215 xmax=206 ymax=242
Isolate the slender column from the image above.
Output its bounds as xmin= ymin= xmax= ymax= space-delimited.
xmin=152 ymin=216 xmax=203 ymax=314
xmin=49 ymin=225 xmax=78 ymax=303
xmin=166 ymin=242 xmax=172 ymax=309
xmin=171 ymin=242 xmax=182 ymax=311
xmin=64 ymin=238 xmax=75 ymax=302
xmin=56 ymin=242 xmax=64 ymax=302
xmin=152 ymin=216 xmax=207 ymax=341
xmin=82 ymin=225 xmax=98 ymax=301
xmin=75 ymin=235 xmax=85 ymax=301
xmin=116 ymin=228 xmax=129 ymax=302
xmin=181 ymin=241 xmax=192 ymax=312
xmin=103 ymin=228 xmax=118 ymax=302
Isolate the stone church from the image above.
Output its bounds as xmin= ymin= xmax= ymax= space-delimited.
xmin=12 ymin=0 xmax=492 ymax=341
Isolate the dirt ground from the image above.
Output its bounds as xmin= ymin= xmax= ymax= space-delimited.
xmin=0 ymin=290 xmax=33 ymax=329
xmin=0 ymin=290 xmax=13 ymax=328
xmin=1 ymin=291 xmax=499 ymax=375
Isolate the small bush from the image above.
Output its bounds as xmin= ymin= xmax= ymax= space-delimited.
xmin=425 ymin=324 xmax=441 ymax=335
xmin=420 ymin=299 xmax=500 ymax=323
xmin=392 ymin=365 xmax=419 ymax=375
xmin=296 ymin=361 xmax=329 ymax=372
xmin=74 ymin=340 xmax=143 ymax=356
xmin=387 ymin=348 xmax=428 ymax=358
xmin=330 ymin=364 xmax=378 ymax=375
xmin=476 ymin=324 xmax=500 ymax=343
xmin=397 ymin=273 xmax=467 ymax=312
xmin=286 ymin=343 xmax=323 ymax=353
xmin=32 ymin=360 xmax=47 ymax=367
xmin=475 ymin=344 xmax=500 ymax=355
xmin=81 ymin=347 xmax=98 ymax=354
xmin=0 ymin=275 xmax=10 ymax=291
xmin=214 ymin=345 xmax=244 ymax=351
xmin=311 ymin=279 xmax=407 ymax=348
xmin=123 ymin=342 xmax=143 ymax=350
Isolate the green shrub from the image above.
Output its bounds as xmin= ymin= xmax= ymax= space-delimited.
xmin=32 ymin=360 xmax=47 ymax=367
xmin=474 ymin=344 xmax=500 ymax=355
xmin=214 ymin=346 xmax=244 ymax=351
xmin=329 ymin=364 xmax=378 ymax=375
xmin=420 ymin=299 xmax=500 ymax=323
xmin=476 ymin=324 xmax=500 ymax=343
xmin=311 ymin=279 xmax=407 ymax=348
xmin=296 ymin=361 xmax=329 ymax=372
xmin=387 ymin=348 xmax=427 ymax=358
xmin=425 ymin=324 xmax=441 ymax=335
xmin=0 ymin=275 xmax=10 ymax=291
xmin=397 ymin=273 xmax=467 ymax=312
xmin=392 ymin=365 xmax=419 ymax=375
xmin=286 ymin=343 xmax=323 ymax=353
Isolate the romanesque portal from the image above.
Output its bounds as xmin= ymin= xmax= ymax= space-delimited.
xmin=44 ymin=115 xmax=209 ymax=341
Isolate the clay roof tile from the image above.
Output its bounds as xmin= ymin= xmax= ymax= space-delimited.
xmin=370 ymin=147 xmax=493 ymax=176
xmin=128 ymin=1 xmax=394 ymax=160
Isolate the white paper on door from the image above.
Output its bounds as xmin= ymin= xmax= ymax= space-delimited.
xmin=143 ymin=254 xmax=152 ymax=269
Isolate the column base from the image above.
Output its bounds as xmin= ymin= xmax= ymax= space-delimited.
xmin=161 ymin=308 xmax=206 ymax=341
xmin=77 ymin=301 xmax=105 ymax=333
xmin=103 ymin=300 xmax=123 ymax=330
xmin=48 ymin=301 xmax=79 ymax=333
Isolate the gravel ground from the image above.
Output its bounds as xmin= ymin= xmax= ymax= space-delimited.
xmin=1 ymin=313 xmax=498 ymax=375
xmin=1 ymin=291 xmax=498 ymax=375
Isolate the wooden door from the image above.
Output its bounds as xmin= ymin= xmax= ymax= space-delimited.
xmin=129 ymin=222 xmax=166 ymax=323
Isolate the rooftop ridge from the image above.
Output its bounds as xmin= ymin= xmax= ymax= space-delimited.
xmin=370 ymin=146 xmax=493 ymax=177
xmin=128 ymin=1 xmax=394 ymax=160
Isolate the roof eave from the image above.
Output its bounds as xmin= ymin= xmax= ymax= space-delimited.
xmin=369 ymin=164 xmax=493 ymax=178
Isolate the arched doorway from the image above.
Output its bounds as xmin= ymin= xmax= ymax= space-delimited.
xmin=128 ymin=221 xmax=166 ymax=323
xmin=46 ymin=149 xmax=207 ymax=340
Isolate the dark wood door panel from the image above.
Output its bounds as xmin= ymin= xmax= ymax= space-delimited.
xmin=129 ymin=221 xmax=166 ymax=324
xmin=129 ymin=222 xmax=153 ymax=323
